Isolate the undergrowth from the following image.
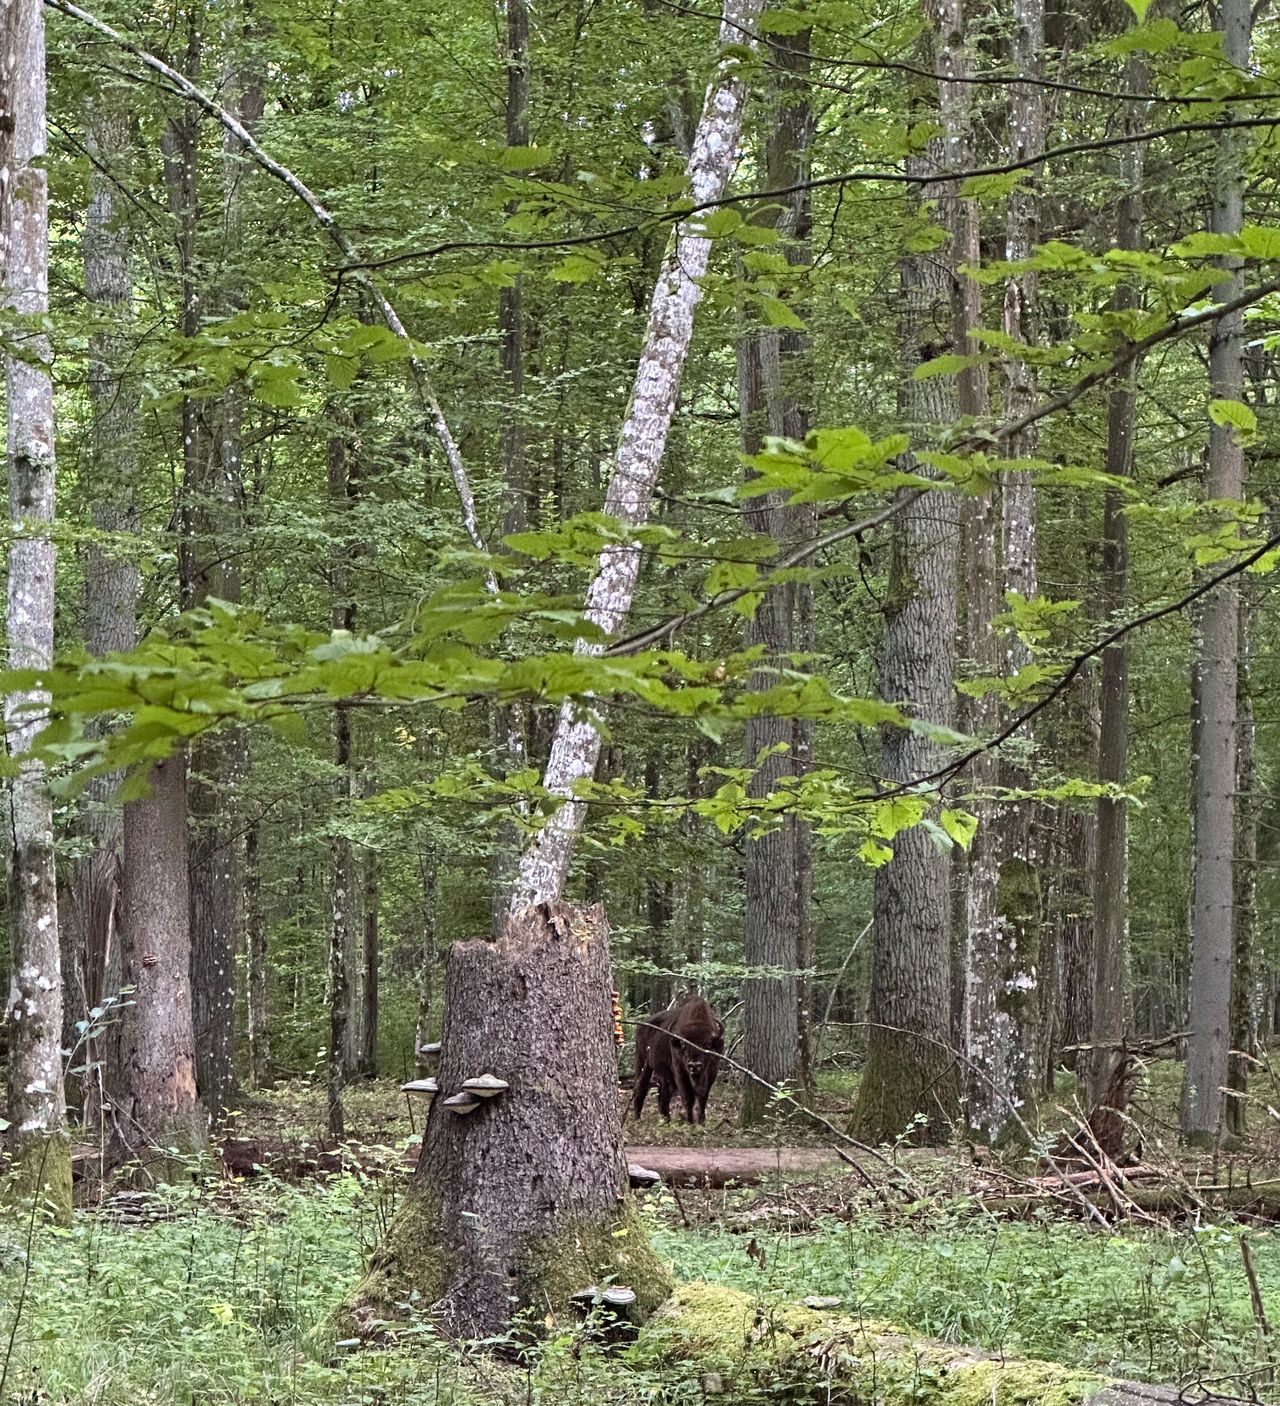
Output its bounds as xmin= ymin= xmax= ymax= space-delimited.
xmin=0 ymin=1167 xmax=1275 ymax=1402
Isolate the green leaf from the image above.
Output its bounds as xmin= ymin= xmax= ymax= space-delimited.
xmin=549 ymin=253 xmax=603 ymax=283
xmin=940 ymin=808 xmax=978 ymax=850
xmin=959 ymin=171 xmax=1026 ymax=202
xmin=1123 ymin=0 xmax=1153 ymax=22
xmin=1239 ymin=225 xmax=1280 ymax=260
xmin=701 ymin=207 xmax=742 ymax=238
xmin=1208 ymin=397 xmax=1257 ymax=444
xmin=758 ymin=295 xmax=805 ymax=330
xmin=499 ymin=145 xmax=544 ymax=171
xmin=913 ymin=352 xmax=987 ymax=381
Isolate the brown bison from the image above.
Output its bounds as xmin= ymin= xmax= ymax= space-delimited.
xmin=630 ymin=995 xmax=724 ymax=1125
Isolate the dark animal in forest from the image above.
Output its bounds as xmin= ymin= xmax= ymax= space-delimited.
xmin=630 ymin=995 xmax=724 ymax=1125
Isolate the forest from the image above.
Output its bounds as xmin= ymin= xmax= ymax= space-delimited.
xmin=1 ymin=0 xmax=1280 ymax=1398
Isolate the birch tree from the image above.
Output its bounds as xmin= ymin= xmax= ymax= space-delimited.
xmin=0 ymin=0 xmax=71 ymax=1216
xmin=507 ymin=0 xmax=763 ymax=912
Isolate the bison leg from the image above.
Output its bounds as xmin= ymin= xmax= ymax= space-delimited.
xmin=672 ymin=1060 xmax=697 ymax=1125
xmin=630 ymin=1063 xmax=654 ymax=1121
xmin=656 ymin=1075 xmax=674 ymax=1121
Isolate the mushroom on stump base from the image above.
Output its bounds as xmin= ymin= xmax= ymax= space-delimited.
xmin=343 ymin=902 xmax=671 ymax=1341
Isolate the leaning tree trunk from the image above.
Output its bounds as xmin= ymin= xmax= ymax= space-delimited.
xmin=507 ymin=0 xmax=763 ymax=912
xmin=1183 ymin=0 xmax=1249 ymax=1145
xmin=0 ymin=0 xmax=71 ymax=1217
xmin=1089 ymin=59 xmax=1145 ymax=1113
xmin=349 ymin=903 xmax=671 ymax=1339
xmin=117 ymin=757 xmax=206 ymax=1171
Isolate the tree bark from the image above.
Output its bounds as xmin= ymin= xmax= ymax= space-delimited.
xmin=415 ymin=843 xmax=438 ymax=1069
xmin=117 ymin=758 xmax=206 ymax=1168
xmin=358 ymin=771 xmax=380 ymax=1079
xmin=738 ymin=22 xmax=814 ymax=1126
xmin=850 ymin=94 xmax=961 ymax=1145
xmin=245 ymin=818 xmax=269 ymax=1088
xmin=507 ymin=0 xmax=763 ymax=912
xmin=186 ymin=10 xmax=261 ymax=1125
xmin=0 ymin=0 xmax=72 ymax=1217
xmin=1089 ymin=60 xmax=1145 ymax=1113
xmin=1227 ymin=579 xmax=1257 ymax=1137
xmin=72 ymin=82 xmax=140 ymax=1125
xmin=1182 ymin=0 xmax=1249 ymax=1145
xmin=349 ymin=903 xmax=672 ymax=1339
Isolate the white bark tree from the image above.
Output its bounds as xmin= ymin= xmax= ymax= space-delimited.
xmin=0 ymin=0 xmax=71 ymax=1216
xmin=507 ymin=0 xmax=763 ymax=912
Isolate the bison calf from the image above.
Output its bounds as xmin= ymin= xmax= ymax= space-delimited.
xmin=630 ymin=995 xmax=724 ymax=1125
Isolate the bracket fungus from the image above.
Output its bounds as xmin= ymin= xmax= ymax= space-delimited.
xmin=401 ymin=1077 xmax=438 ymax=1096
xmin=441 ymin=1091 xmax=482 ymax=1114
xmin=460 ymin=1073 xmax=509 ymax=1099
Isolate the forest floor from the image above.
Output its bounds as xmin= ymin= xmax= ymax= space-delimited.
xmin=22 ymin=1058 xmax=1280 ymax=1404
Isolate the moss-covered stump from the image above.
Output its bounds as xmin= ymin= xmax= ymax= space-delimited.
xmin=2 ymin=1134 xmax=72 ymax=1225
xmin=642 ymin=1283 xmax=1255 ymax=1406
xmin=347 ymin=902 xmax=672 ymax=1340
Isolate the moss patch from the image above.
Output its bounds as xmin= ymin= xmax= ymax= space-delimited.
xmin=642 ymin=1282 xmax=1108 ymax=1405
xmin=2 ymin=1134 xmax=72 ymax=1227
xmin=521 ymin=1196 xmax=673 ymax=1325
xmin=338 ymin=1184 xmax=454 ymax=1338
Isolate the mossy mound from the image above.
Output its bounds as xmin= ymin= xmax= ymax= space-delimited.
xmin=339 ymin=1189 xmax=671 ymax=1341
xmin=642 ymin=1282 xmax=1107 ymax=1406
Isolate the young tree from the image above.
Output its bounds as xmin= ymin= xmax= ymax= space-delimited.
xmin=0 ymin=0 xmax=72 ymax=1216
xmin=1182 ymin=0 xmax=1250 ymax=1144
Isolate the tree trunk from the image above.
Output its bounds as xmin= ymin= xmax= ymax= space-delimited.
xmin=358 ymin=771 xmax=380 ymax=1079
xmin=186 ymin=16 xmax=261 ymax=1126
xmin=72 ymin=83 xmax=141 ymax=1125
xmin=1089 ymin=61 xmax=1145 ymax=1113
xmin=738 ymin=22 xmax=813 ymax=1127
xmin=1227 ymin=580 xmax=1257 ymax=1137
xmin=328 ymin=419 xmax=361 ymax=1082
xmin=415 ymin=844 xmax=438 ymax=1068
xmin=850 ymin=110 xmax=961 ymax=1145
xmin=117 ymin=758 xmax=206 ymax=1168
xmin=1182 ymin=0 xmax=1249 ymax=1145
xmin=507 ymin=0 xmax=763 ymax=912
xmin=986 ymin=0 xmax=1045 ymax=1139
xmin=349 ymin=903 xmax=672 ymax=1339
xmin=0 ymin=0 xmax=72 ymax=1217
xmin=488 ymin=0 xmax=532 ymax=929
xmin=245 ymin=818 xmax=270 ymax=1088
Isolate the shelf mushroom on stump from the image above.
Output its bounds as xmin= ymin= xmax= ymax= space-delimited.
xmin=345 ymin=902 xmax=672 ymax=1340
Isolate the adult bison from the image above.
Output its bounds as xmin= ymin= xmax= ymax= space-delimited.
xmin=630 ymin=995 xmax=724 ymax=1125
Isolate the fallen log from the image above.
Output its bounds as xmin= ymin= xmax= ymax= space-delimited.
xmin=981 ymin=1176 xmax=1280 ymax=1220
xmin=620 ymin=1145 xmax=844 ymax=1187
xmin=650 ymin=1282 xmax=1258 ymax=1406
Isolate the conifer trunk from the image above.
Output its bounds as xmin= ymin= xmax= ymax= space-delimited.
xmin=0 ymin=0 xmax=71 ymax=1214
xmin=1089 ymin=62 xmax=1145 ymax=1112
xmin=350 ymin=904 xmax=671 ymax=1339
xmin=245 ymin=819 xmax=270 ymax=1087
xmin=1183 ymin=0 xmax=1249 ymax=1144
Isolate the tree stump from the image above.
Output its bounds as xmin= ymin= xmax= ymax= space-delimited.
xmin=348 ymin=902 xmax=671 ymax=1340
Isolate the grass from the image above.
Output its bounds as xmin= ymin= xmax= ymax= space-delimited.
xmin=0 ymin=1159 xmax=1273 ymax=1404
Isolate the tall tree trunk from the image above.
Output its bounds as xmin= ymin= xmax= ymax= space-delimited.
xmin=1227 ymin=577 xmax=1257 ymax=1137
xmin=186 ymin=14 xmax=261 ymax=1125
xmin=988 ymin=0 xmax=1046 ymax=1139
xmin=328 ymin=418 xmax=361 ymax=1082
xmin=850 ymin=57 xmax=961 ymax=1144
xmin=117 ymin=758 xmax=206 ymax=1168
xmin=489 ymin=0 xmax=532 ymax=931
xmin=414 ymin=842 xmax=438 ymax=1069
xmin=0 ymin=0 xmax=71 ymax=1216
xmin=1182 ymin=0 xmax=1249 ymax=1145
xmin=739 ymin=22 xmax=814 ymax=1126
xmin=1089 ymin=59 xmax=1146 ymax=1113
xmin=358 ymin=771 xmax=380 ymax=1078
xmin=73 ymin=85 xmax=140 ymax=1125
xmin=245 ymin=818 xmax=269 ymax=1088
xmin=507 ymin=0 xmax=763 ymax=912
xmin=348 ymin=904 xmax=671 ymax=1339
